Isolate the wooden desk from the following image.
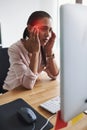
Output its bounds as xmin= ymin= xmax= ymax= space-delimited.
xmin=0 ymin=73 xmax=87 ymax=130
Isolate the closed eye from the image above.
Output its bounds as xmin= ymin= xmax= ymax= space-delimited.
xmin=39 ymin=26 xmax=52 ymax=32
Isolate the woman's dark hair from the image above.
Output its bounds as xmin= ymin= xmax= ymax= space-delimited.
xmin=23 ymin=11 xmax=52 ymax=39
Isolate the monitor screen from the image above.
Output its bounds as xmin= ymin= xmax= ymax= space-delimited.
xmin=60 ymin=4 xmax=87 ymax=122
xmin=0 ymin=23 xmax=2 ymax=46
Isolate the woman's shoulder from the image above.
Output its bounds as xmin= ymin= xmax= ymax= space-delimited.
xmin=8 ymin=40 xmax=23 ymax=53
xmin=8 ymin=39 xmax=28 ymax=56
xmin=10 ymin=40 xmax=22 ymax=48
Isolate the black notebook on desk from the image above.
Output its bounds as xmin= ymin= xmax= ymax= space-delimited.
xmin=0 ymin=98 xmax=53 ymax=130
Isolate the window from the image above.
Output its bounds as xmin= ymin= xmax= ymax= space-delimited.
xmin=83 ymin=0 xmax=87 ymax=5
xmin=55 ymin=0 xmax=75 ymax=67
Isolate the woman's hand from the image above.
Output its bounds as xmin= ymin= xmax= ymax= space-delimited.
xmin=28 ymin=26 xmax=40 ymax=54
xmin=44 ymin=31 xmax=56 ymax=56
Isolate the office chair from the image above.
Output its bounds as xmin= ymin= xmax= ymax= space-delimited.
xmin=0 ymin=48 xmax=10 ymax=93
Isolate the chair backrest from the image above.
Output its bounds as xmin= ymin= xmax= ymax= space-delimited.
xmin=0 ymin=48 xmax=10 ymax=93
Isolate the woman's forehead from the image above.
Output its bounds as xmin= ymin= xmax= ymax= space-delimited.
xmin=36 ymin=17 xmax=52 ymax=27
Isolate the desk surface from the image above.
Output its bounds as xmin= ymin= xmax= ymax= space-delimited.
xmin=0 ymin=73 xmax=87 ymax=130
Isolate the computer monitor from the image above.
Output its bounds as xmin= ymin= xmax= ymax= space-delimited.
xmin=0 ymin=23 xmax=2 ymax=47
xmin=60 ymin=4 xmax=87 ymax=122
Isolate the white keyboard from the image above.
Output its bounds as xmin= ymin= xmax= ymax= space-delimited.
xmin=40 ymin=96 xmax=60 ymax=114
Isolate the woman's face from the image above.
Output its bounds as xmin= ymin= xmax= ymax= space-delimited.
xmin=29 ymin=17 xmax=53 ymax=46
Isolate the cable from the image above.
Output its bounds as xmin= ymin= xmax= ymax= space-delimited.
xmin=32 ymin=122 xmax=35 ymax=130
xmin=40 ymin=114 xmax=55 ymax=130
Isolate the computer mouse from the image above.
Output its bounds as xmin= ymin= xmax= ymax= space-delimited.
xmin=17 ymin=107 xmax=37 ymax=124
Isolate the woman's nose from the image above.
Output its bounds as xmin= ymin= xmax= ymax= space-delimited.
xmin=45 ymin=30 xmax=50 ymax=37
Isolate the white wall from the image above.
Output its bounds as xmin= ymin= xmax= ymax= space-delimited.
xmin=0 ymin=0 xmax=58 ymax=47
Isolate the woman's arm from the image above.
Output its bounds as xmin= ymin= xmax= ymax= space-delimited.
xmin=44 ymin=55 xmax=59 ymax=79
xmin=44 ymin=31 xmax=59 ymax=79
xmin=8 ymin=45 xmax=38 ymax=89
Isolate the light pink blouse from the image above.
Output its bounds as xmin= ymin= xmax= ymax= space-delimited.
xmin=3 ymin=40 xmax=56 ymax=90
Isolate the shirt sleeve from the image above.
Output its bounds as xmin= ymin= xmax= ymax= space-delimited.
xmin=44 ymin=68 xmax=58 ymax=80
xmin=8 ymin=45 xmax=38 ymax=89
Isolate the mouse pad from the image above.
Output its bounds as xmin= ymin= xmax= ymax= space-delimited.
xmin=0 ymin=98 xmax=53 ymax=130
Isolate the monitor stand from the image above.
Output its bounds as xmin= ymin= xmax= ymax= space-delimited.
xmin=54 ymin=111 xmax=68 ymax=130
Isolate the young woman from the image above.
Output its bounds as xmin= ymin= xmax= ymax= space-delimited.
xmin=3 ymin=11 xmax=59 ymax=91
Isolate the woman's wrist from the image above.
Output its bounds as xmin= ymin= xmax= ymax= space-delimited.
xmin=46 ymin=53 xmax=55 ymax=60
xmin=46 ymin=50 xmax=53 ymax=57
